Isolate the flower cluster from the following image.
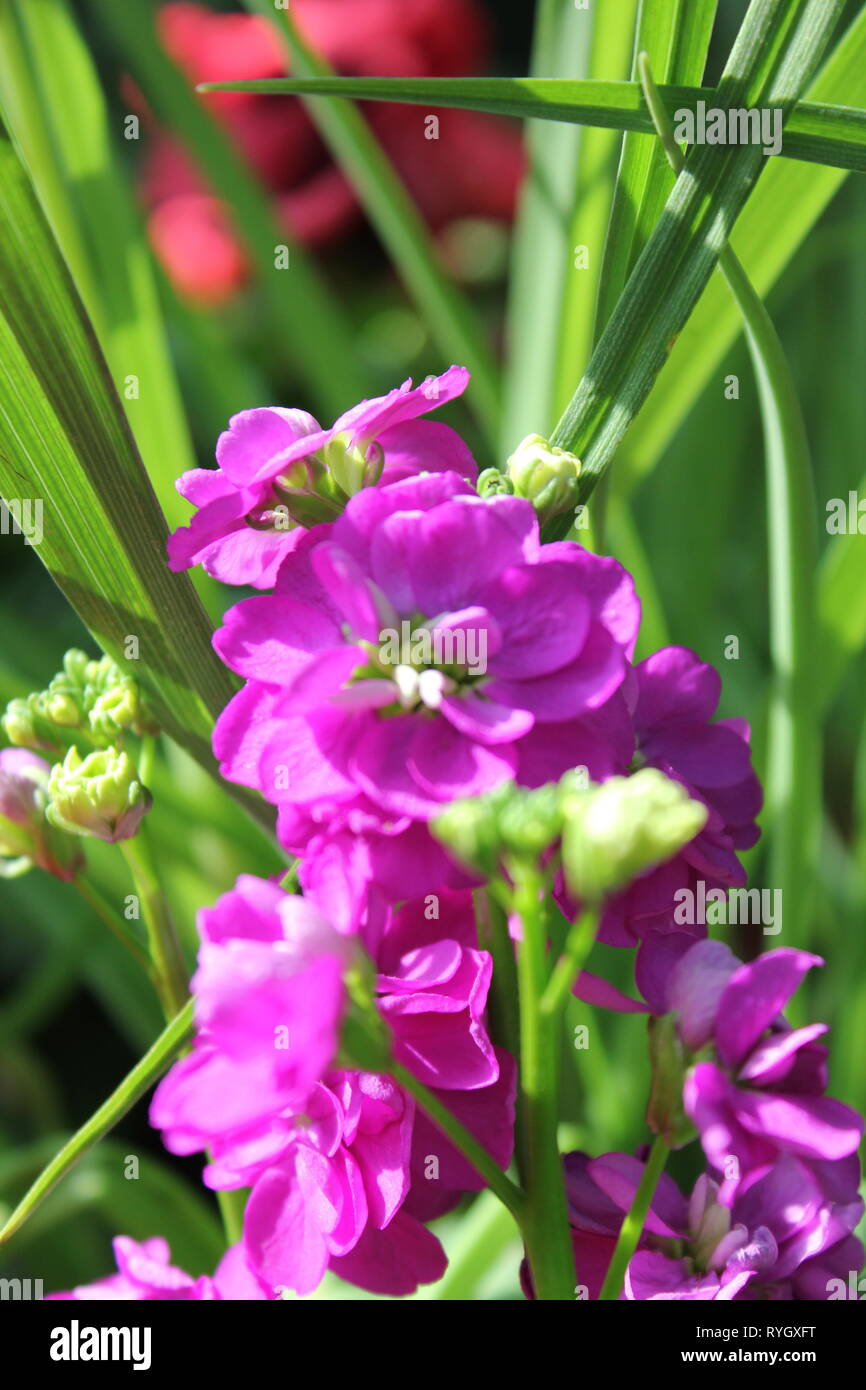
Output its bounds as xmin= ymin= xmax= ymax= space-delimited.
xmin=136 ymin=1 xmax=524 ymax=302
xmin=538 ymin=937 xmax=864 ymax=1300
xmin=547 ymin=1145 xmax=863 ymax=1301
xmin=147 ymin=875 xmax=514 ymax=1296
xmin=48 ymin=366 xmax=862 ymax=1302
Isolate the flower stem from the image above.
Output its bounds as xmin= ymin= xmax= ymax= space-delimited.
xmin=73 ymin=874 xmax=151 ymax=976
xmin=214 ymin=1188 xmax=247 ymax=1247
xmin=119 ymin=834 xmax=188 ymax=1019
xmin=390 ymin=1061 xmax=524 ymax=1221
xmin=540 ymin=904 xmax=599 ymax=1019
xmin=511 ymin=861 xmax=576 ymax=1301
xmin=599 ymin=1132 xmax=669 ymax=1300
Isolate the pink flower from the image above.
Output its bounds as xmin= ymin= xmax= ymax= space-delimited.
xmin=167 ymin=367 xmax=476 ymax=588
xmin=137 ymin=2 xmax=523 ymax=302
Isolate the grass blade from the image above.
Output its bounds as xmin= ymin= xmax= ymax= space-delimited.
xmin=0 ymin=1001 xmax=194 ymax=1247
xmin=86 ymin=0 xmax=366 ymax=419
xmin=0 ymin=107 xmax=269 ymax=829
xmin=0 ymin=0 xmax=197 ymax=529
xmin=546 ymin=0 xmax=847 ymax=519
xmin=201 ymin=76 xmax=866 ymax=175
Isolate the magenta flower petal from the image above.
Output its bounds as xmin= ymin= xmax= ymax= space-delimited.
xmin=378 ymin=419 xmax=477 ymax=484
xmin=738 ymin=1023 xmax=829 ymax=1086
xmin=215 ymin=406 xmax=321 ymax=488
xmin=634 ymin=647 xmax=721 ymax=727
xmin=333 ymin=366 xmax=469 ymax=440
xmin=438 ymin=690 xmax=534 ymax=745
xmin=667 ymin=939 xmax=740 ymax=1050
xmin=735 ymin=1090 xmax=864 ymax=1161
xmin=715 ymin=949 xmax=824 ymax=1068
xmin=326 ymin=1209 xmax=447 ymax=1297
xmin=214 ymin=595 xmax=340 ymax=682
xmin=408 ymin=718 xmax=517 ymax=802
xmin=482 ymin=561 xmax=591 ymax=677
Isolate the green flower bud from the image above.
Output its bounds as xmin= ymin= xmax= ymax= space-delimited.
xmin=46 ymin=746 xmax=151 ymax=842
xmin=431 ymin=784 xmax=514 ymax=876
xmin=496 ymin=783 xmax=563 ymax=859
xmin=476 ymin=467 xmax=514 ymax=499
xmin=561 ymin=767 xmax=707 ymax=903
xmin=2 ymin=697 xmax=61 ymax=752
xmin=323 ymin=431 xmax=385 ymax=497
xmin=505 ymin=434 xmax=581 ymax=525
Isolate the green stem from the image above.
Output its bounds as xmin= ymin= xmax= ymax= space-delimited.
xmin=639 ymin=53 xmax=819 ymax=948
xmin=540 ymin=904 xmax=600 ymax=1019
xmin=215 ymin=1188 xmax=247 ymax=1246
xmin=73 ymin=874 xmax=151 ymax=976
xmin=390 ymin=1061 xmax=523 ymax=1220
xmin=511 ymin=861 xmax=575 ymax=1301
xmin=473 ymin=887 xmax=520 ymax=1063
xmin=0 ymin=999 xmax=195 ymax=1246
xmin=599 ymin=1133 xmax=670 ymax=1300
xmin=119 ymin=834 xmax=188 ymax=1019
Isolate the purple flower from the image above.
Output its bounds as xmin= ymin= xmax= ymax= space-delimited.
xmin=598 ymin=648 xmax=762 ymax=946
xmin=46 ymin=1236 xmax=269 ymax=1301
xmin=167 ymin=367 xmax=477 ymax=588
xmin=538 ymin=1149 xmax=863 ymax=1301
xmin=638 ymin=936 xmax=864 ymax=1177
xmin=212 ymin=471 xmax=639 ymax=834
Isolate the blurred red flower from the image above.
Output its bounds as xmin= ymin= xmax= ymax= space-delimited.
xmin=138 ymin=1 xmax=525 ymax=303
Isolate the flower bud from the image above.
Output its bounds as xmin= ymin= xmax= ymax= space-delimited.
xmin=506 ymin=434 xmax=581 ymax=525
xmin=323 ymin=431 xmax=385 ymax=496
xmin=431 ymin=785 xmax=513 ymax=876
xmin=496 ymin=783 xmax=563 ymax=859
xmin=46 ymin=746 xmax=152 ymax=842
xmin=561 ymin=768 xmax=707 ymax=902
xmin=2 ymin=697 xmax=63 ymax=752
xmin=0 ymin=748 xmax=83 ymax=880
xmin=476 ymin=467 xmax=514 ymax=499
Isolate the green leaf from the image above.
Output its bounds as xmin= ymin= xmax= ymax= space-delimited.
xmin=85 ymin=0 xmax=367 ymax=419
xmin=242 ymin=0 xmax=500 ymax=450
xmin=548 ymin=0 xmax=848 ymax=515
xmin=639 ymin=49 xmax=819 ymax=944
xmin=0 ymin=107 xmax=270 ymax=830
xmin=0 ymin=0 xmax=197 ymax=530
xmin=0 ymin=999 xmax=194 ymax=1247
xmin=499 ymin=0 xmax=594 ymax=453
xmin=618 ymin=2 xmax=866 ymax=486
xmin=551 ymin=0 xmax=639 ymax=418
xmin=199 ymin=77 xmax=866 ymax=175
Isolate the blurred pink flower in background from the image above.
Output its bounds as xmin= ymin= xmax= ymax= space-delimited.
xmin=137 ymin=1 xmax=525 ymax=302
